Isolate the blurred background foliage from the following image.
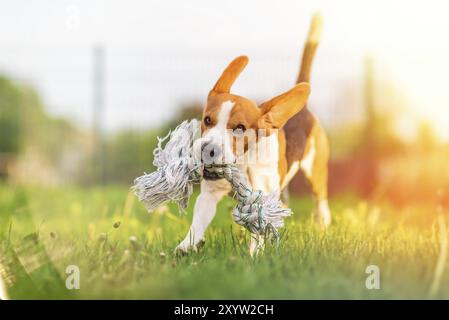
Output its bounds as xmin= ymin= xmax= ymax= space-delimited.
xmin=0 ymin=76 xmax=204 ymax=186
xmin=0 ymin=58 xmax=448 ymax=207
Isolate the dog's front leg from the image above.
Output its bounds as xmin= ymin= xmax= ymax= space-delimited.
xmin=247 ymin=165 xmax=280 ymax=257
xmin=176 ymin=179 xmax=230 ymax=254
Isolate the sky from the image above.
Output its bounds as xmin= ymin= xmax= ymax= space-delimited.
xmin=0 ymin=0 xmax=448 ymax=140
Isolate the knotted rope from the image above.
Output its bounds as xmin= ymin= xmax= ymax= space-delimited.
xmin=133 ymin=119 xmax=292 ymax=238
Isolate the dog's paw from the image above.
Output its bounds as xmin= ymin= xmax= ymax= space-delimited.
xmin=314 ymin=214 xmax=331 ymax=229
xmin=313 ymin=209 xmax=331 ymax=229
xmin=174 ymin=239 xmax=205 ymax=256
xmin=174 ymin=244 xmax=192 ymax=256
xmin=313 ymin=199 xmax=331 ymax=229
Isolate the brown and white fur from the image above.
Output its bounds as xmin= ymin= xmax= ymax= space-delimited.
xmin=176 ymin=14 xmax=330 ymax=255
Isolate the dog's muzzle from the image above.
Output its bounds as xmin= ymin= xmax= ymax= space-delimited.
xmin=200 ymin=141 xmax=225 ymax=180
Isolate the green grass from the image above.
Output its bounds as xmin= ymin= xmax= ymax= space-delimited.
xmin=0 ymin=183 xmax=447 ymax=299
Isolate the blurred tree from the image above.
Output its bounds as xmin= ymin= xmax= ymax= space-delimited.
xmin=0 ymin=75 xmax=81 ymax=183
xmin=103 ymin=129 xmax=159 ymax=184
xmin=18 ymin=87 xmax=78 ymax=162
xmin=361 ymin=57 xmax=405 ymax=157
xmin=417 ymin=121 xmax=437 ymax=153
xmin=0 ymin=77 xmax=23 ymax=178
xmin=0 ymin=77 xmax=21 ymax=154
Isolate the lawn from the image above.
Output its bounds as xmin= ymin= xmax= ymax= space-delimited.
xmin=0 ymin=183 xmax=447 ymax=299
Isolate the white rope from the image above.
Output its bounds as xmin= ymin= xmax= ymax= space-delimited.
xmin=133 ymin=119 xmax=292 ymax=238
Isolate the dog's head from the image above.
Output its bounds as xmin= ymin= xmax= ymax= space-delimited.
xmin=197 ymin=56 xmax=310 ymax=178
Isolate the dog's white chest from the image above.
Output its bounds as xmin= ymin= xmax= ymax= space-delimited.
xmin=245 ymin=134 xmax=280 ymax=194
xmin=247 ymin=164 xmax=280 ymax=195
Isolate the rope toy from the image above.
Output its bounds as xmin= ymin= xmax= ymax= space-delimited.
xmin=132 ymin=119 xmax=292 ymax=238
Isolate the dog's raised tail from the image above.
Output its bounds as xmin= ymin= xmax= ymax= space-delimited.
xmin=297 ymin=13 xmax=323 ymax=84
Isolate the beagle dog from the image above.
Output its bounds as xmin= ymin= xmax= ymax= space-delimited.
xmin=176 ymin=14 xmax=330 ymax=255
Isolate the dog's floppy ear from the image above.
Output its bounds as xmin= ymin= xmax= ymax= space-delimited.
xmin=209 ymin=56 xmax=248 ymax=97
xmin=258 ymin=82 xmax=310 ymax=131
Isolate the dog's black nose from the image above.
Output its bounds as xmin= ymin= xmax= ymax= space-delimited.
xmin=201 ymin=141 xmax=221 ymax=164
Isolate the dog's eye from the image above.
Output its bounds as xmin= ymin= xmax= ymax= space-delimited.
xmin=233 ymin=124 xmax=246 ymax=133
xmin=204 ymin=116 xmax=212 ymax=126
